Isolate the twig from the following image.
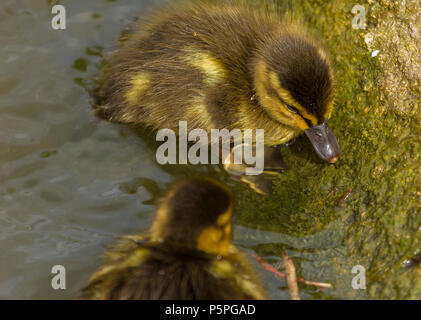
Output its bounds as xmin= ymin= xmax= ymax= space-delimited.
xmin=337 ymin=188 xmax=353 ymax=206
xmin=296 ymin=278 xmax=332 ymax=289
xmin=253 ymin=254 xmax=332 ymax=289
xmin=282 ymin=253 xmax=300 ymax=300
xmin=254 ymin=254 xmax=288 ymax=278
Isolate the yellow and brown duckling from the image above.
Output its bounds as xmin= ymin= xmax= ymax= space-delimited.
xmin=80 ymin=177 xmax=269 ymax=300
xmin=95 ymin=2 xmax=340 ymax=191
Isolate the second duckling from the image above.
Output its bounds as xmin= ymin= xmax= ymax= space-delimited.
xmin=80 ymin=177 xmax=269 ymax=300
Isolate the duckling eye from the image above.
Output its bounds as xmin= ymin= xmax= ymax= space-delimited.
xmin=286 ymin=104 xmax=298 ymax=114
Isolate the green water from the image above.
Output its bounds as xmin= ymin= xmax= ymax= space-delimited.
xmin=1 ymin=0 xmax=418 ymax=300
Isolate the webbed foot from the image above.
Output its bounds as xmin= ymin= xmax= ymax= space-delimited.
xmin=224 ymin=146 xmax=288 ymax=195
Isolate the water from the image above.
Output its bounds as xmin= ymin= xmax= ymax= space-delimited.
xmin=0 ymin=0 xmax=353 ymax=299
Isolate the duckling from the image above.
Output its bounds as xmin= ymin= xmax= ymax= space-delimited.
xmin=80 ymin=177 xmax=269 ymax=300
xmin=95 ymin=2 xmax=340 ymax=193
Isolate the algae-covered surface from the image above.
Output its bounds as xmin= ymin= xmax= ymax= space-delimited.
xmin=235 ymin=0 xmax=421 ymax=299
xmin=0 ymin=0 xmax=419 ymax=299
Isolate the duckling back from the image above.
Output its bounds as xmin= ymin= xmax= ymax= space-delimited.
xmin=80 ymin=243 xmax=267 ymax=300
xmin=96 ymin=2 xmax=283 ymax=132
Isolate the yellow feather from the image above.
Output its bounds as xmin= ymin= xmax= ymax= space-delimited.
xmin=89 ymin=248 xmax=148 ymax=281
xmin=125 ymin=72 xmax=151 ymax=105
xmin=185 ymin=93 xmax=215 ymax=128
xmin=197 ymin=226 xmax=227 ymax=255
xmin=182 ymin=47 xmax=226 ymax=86
xmin=207 ymin=249 xmax=267 ymax=300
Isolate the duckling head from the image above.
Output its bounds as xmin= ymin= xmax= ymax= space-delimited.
xmin=252 ymin=32 xmax=340 ymax=163
xmin=150 ymin=177 xmax=234 ymax=256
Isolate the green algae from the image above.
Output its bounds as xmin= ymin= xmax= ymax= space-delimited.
xmin=232 ymin=0 xmax=420 ymax=299
xmin=72 ymin=58 xmax=89 ymax=72
xmin=40 ymin=150 xmax=57 ymax=158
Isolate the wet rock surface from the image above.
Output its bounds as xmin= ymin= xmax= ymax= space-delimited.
xmin=236 ymin=0 xmax=420 ymax=299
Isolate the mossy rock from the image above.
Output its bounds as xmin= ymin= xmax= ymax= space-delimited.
xmin=234 ymin=0 xmax=420 ymax=299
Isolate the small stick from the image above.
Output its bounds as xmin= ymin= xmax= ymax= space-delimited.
xmin=338 ymin=188 xmax=353 ymax=206
xmin=253 ymin=254 xmax=332 ymax=289
xmin=282 ymin=253 xmax=300 ymax=300
xmin=254 ymin=254 xmax=287 ymax=279
xmin=296 ymin=278 xmax=332 ymax=289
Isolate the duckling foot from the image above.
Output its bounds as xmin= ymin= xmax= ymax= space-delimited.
xmin=224 ymin=146 xmax=288 ymax=195
xmin=260 ymin=146 xmax=288 ymax=175
xmin=228 ymin=173 xmax=274 ymax=196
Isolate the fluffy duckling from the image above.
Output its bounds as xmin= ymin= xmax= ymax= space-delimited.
xmin=95 ymin=2 xmax=340 ymax=192
xmin=80 ymin=177 xmax=269 ymax=300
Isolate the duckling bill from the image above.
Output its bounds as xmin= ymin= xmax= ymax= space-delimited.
xmin=305 ymin=122 xmax=340 ymax=163
xmin=80 ymin=177 xmax=269 ymax=300
xmin=95 ymin=2 xmax=340 ymax=167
